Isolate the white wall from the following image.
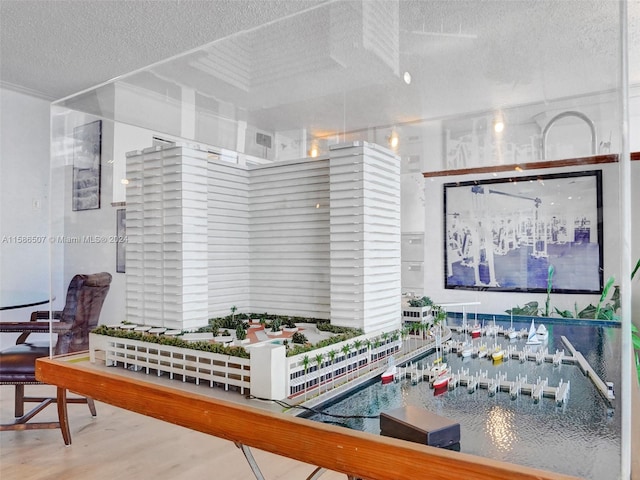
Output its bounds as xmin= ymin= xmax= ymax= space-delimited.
xmin=0 ymin=89 xmax=51 ymax=348
xmin=0 ymin=89 xmax=50 ymax=295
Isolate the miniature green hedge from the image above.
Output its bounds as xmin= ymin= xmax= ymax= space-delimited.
xmin=92 ymin=325 xmax=250 ymax=358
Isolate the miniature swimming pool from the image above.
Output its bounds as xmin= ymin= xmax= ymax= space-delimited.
xmin=303 ymin=318 xmax=622 ymax=480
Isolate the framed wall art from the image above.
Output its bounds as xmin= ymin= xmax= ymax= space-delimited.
xmin=443 ymin=170 xmax=603 ymax=294
xmin=72 ymin=120 xmax=102 ymax=211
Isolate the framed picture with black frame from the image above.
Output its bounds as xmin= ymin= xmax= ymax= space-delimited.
xmin=443 ymin=170 xmax=603 ymax=294
xmin=72 ymin=120 xmax=102 ymax=211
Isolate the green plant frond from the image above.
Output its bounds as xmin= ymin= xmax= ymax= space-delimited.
xmin=596 ymin=307 xmax=618 ymax=321
xmin=594 ymin=276 xmax=617 ymax=320
xmin=611 ymin=286 xmax=621 ymax=312
xmin=632 ymin=258 xmax=640 ymax=280
xmin=599 ymin=276 xmax=615 ymax=304
xmin=554 ymin=307 xmax=574 ymax=318
xmin=507 ymin=302 xmax=540 ymax=317
xmin=577 ymin=304 xmax=597 ymax=318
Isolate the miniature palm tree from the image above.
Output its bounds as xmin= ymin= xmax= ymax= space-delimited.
xmin=314 ymin=353 xmax=324 ymax=394
xmin=302 ymin=355 xmax=310 ymax=401
xmin=353 ymin=339 xmax=363 ymax=378
xmin=381 ymin=332 xmax=390 ymax=358
xmin=422 ymin=322 xmax=431 ymax=341
xmin=328 ymin=349 xmax=338 ymax=389
xmin=341 ymin=343 xmax=351 ymax=382
xmin=373 ymin=338 xmax=381 ymax=366
xmin=400 ymin=326 xmax=410 ymax=344
xmin=364 ymin=339 xmax=372 ymax=371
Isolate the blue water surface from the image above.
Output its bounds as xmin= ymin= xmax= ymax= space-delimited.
xmin=304 ymin=318 xmax=622 ymax=480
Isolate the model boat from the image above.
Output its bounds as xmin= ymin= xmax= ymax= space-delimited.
xmin=506 ymin=312 xmax=518 ymax=339
xmin=431 ymin=360 xmax=448 ymax=376
xmin=460 ymin=344 xmax=473 ymax=358
xmin=491 ymin=348 xmax=504 ymax=362
xmin=381 ymin=358 xmax=396 ymax=384
xmin=471 ymin=326 xmax=482 ymax=339
xmin=525 ymin=319 xmax=542 ymax=345
xmin=536 ymin=323 xmax=548 ymax=341
xmin=433 ymin=375 xmax=450 ymax=389
xmin=381 ymin=366 xmax=396 ymax=384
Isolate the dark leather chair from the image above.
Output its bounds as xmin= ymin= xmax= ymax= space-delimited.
xmin=0 ymin=272 xmax=112 ymax=444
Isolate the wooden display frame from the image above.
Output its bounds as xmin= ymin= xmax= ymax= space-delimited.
xmin=36 ymin=353 xmax=578 ymax=480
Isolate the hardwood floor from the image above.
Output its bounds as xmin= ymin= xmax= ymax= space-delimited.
xmin=0 ymin=385 xmax=347 ymax=480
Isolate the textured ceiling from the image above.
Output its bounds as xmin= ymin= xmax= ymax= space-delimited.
xmin=0 ymin=0 xmax=326 ymax=100
xmin=1 ymin=0 xmax=639 ymax=140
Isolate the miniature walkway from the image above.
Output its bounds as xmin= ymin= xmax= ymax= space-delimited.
xmin=560 ymin=335 xmax=615 ymax=404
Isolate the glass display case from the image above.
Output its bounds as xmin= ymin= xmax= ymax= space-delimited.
xmin=10 ymin=1 xmax=637 ymax=478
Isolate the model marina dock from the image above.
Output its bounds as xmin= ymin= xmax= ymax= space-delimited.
xmin=395 ymin=365 xmax=570 ymax=404
xmin=393 ymin=331 xmax=615 ymax=407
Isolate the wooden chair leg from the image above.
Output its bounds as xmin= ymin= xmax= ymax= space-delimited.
xmin=86 ymin=397 xmax=97 ymax=417
xmin=14 ymin=384 xmax=24 ymax=417
xmin=56 ymin=387 xmax=71 ymax=445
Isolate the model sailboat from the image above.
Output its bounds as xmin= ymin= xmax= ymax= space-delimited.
xmin=506 ymin=311 xmax=518 ymax=339
xmin=431 ymin=327 xmax=448 ymax=374
xmin=525 ymin=319 xmax=542 ymax=345
xmin=491 ymin=316 xmax=504 ymax=361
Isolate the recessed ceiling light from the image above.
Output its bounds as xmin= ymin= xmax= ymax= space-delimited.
xmin=403 ymin=71 xmax=412 ymax=85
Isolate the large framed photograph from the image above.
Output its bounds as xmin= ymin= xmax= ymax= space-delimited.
xmin=444 ymin=170 xmax=603 ymax=294
xmin=72 ymin=120 xmax=102 ymax=211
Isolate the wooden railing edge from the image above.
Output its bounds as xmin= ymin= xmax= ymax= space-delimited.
xmin=36 ymin=356 xmax=581 ymax=480
xmin=423 ymin=152 xmax=639 ymax=178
